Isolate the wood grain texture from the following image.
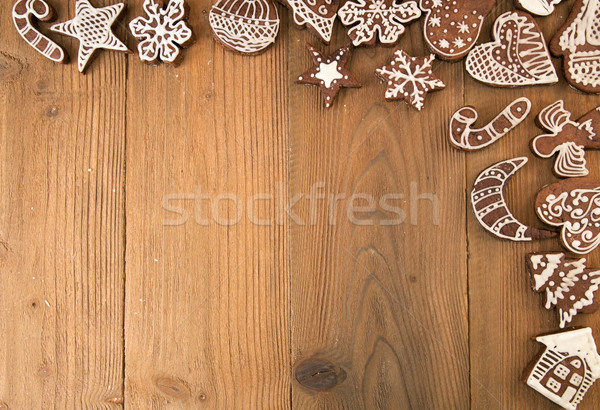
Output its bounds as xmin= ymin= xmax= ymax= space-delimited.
xmin=0 ymin=0 xmax=126 ymax=407
xmin=288 ymin=22 xmax=470 ymax=408
xmin=467 ymin=1 xmax=600 ymax=409
xmin=123 ymin=0 xmax=290 ymax=407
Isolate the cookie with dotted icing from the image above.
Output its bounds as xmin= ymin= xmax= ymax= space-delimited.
xmin=526 ymin=252 xmax=600 ymax=328
xmin=338 ymin=0 xmax=422 ymax=47
xmin=420 ymin=0 xmax=496 ymax=61
xmin=465 ymin=10 xmax=559 ymax=87
xmin=550 ymin=0 xmax=600 ymax=94
xmin=296 ymin=44 xmax=361 ymax=108
xmin=536 ymin=179 xmax=600 ymax=255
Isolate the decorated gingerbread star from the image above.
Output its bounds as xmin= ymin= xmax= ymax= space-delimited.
xmin=296 ymin=44 xmax=361 ymax=108
xmin=375 ymin=50 xmax=445 ymax=111
xmin=51 ymin=0 xmax=129 ymax=73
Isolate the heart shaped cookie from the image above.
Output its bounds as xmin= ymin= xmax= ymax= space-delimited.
xmin=420 ymin=0 xmax=496 ymax=61
xmin=466 ymin=10 xmax=558 ymax=87
xmin=536 ymin=179 xmax=600 ymax=255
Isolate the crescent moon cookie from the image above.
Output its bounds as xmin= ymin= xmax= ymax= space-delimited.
xmin=526 ymin=252 xmax=600 ymax=328
xmin=536 ymin=179 xmax=600 ymax=255
xmin=465 ymin=11 xmax=559 ymax=87
xmin=471 ymin=157 xmax=557 ymax=242
xmin=210 ymin=0 xmax=280 ymax=55
xmin=531 ymin=101 xmax=600 ymax=178
xmin=279 ymin=0 xmax=339 ymax=43
xmin=515 ymin=0 xmax=563 ymax=16
xmin=130 ymin=0 xmax=194 ymax=66
xmin=375 ymin=50 xmax=445 ymax=111
xmin=296 ymin=44 xmax=361 ymax=108
xmin=338 ymin=0 xmax=422 ymax=47
xmin=449 ymin=97 xmax=531 ymax=151
xmin=12 ymin=0 xmax=67 ymax=64
xmin=51 ymin=0 xmax=129 ymax=73
xmin=550 ymin=0 xmax=600 ymax=94
xmin=420 ymin=0 xmax=496 ymax=62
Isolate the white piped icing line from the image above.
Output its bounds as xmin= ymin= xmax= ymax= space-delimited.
xmin=516 ymin=0 xmax=563 ymax=16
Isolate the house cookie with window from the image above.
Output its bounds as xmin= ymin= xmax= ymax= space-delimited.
xmin=524 ymin=328 xmax=600 ymax=410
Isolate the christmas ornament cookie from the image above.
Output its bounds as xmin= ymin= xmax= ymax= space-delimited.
xmin=527 ymin=253 xmax=600 ymax=328
xmin=210 ymin=0 xmax=280 ymax=55
xmin=523 ymin=328 xmax=600 ymax=410
xmin=375 ymin=50 xmax=445 ymax=111
xmin=531 ymin=101 xmax=600 ymax=178
xmin=280 ymin=0 xmax=338 ymax=43
xmin=449 ymin=97 xmax=531 ymax=151
xmin=515 ymin=0 xmax=563 ymax=16
xmin=296 ymin=44 xmax=360 ymax=108
xmin=465 ymin=11 xmax=559 ymax=87
xmin=12 ymin=0 xmax=67 ymax=64
xmin=130 ymin=0 xmax=194 ymax=66
xmin=550 ymin=0 xmax=600 ymax=94
xmin=536 ymin=179 xmax=600 ymax=255
xmin=420 ymin=0 xmax=496 ymax=61
xmin=471 ymin=157 xmax=556 ymax=242
xmin=338 ymin=0 xmax=422 ymax=47
xmin=51 ymin=0 xmax=128 ymax=73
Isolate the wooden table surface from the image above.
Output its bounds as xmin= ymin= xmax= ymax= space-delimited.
xmin=1 ymin=0 xmax=599 ymax=408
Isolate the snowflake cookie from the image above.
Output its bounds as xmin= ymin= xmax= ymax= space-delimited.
xmin=338 ymin=0 xmax=422 ymax=47
xmin=420 ymin=0 xmax=496 ymax=61
xmin=375 ymin=50 xmax=445 ymax=110
xmin=130 ymin=0 xmax=194 ymax=66
xmin=296 ymin=44 xmax=361 ymax=108
xmin=12 ymin=0 xmax=67 ymax=64
xmin=210 ymin=0 xmax=280 ymax=55
xmin=51 ymin=0 xmax=129 ymax=73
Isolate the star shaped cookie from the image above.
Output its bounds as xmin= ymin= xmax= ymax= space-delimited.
xmin=51 ymin=0 xmax=129 ymax=73
xmin=375 ymin=50 xmax=445 ymax=111
xmin=296 ymin=44 xmax=361 ymax=108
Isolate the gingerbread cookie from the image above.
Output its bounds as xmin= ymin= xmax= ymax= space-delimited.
xmin=51 ymin=0 xmax=128 ymax=73
xmin=12 ymin=0 xmax=67 ymax=64
xmin=524 ymin=328 xmax=600 ymax=410
xmin=296 ymin=44 xmax=360 ymax=108
xmin=531 ymin=101 xmax=600 ymax=178
xmin=130 ymin=0 xmax=194 ymax=65
xmin=515 ymin=0 xmax=563 ymax=16
xmin=536 ymin=179 xmax=600 ymax=255
xmin=527 ymin=253 xmax=600 ymax=328
xmin=338 ymin=0 xmax=421 ymax=47
xmin=279 ymin=0 xmax=338 ymax=43
xmin=465 ymin=11 xmax=559 ymax=87
xmin=471 ymin=157 xmax=556 ymax=242
xmin=449 ymin=97 xmax=531 ymax=151
xmin=210 ymin=0 xmax=279 ymax=55
xmin=420 ymin=0 xmax=496 ymax=61
xmin=550 ymin=0 xmax=600 ymax=94
xmin=375 ymin=50 xmax=445 ymax=110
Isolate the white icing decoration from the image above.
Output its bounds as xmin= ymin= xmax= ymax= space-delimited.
xmin=130 ymin=0 xmax=193 ymax=64
xmin=12 ymin=0 xmax=66 ymax=63
xmin=209 ymin=0 xmax=280 ymax=55
xmin=526 ymin=328 xmax=600 ymax=410
xmin=465 ymin=11 xmax=558 ymax=87
xmin=315 ymin=60 xmax=342 ymax=88
xmin=449 ymin=97 xmax=531 ymax=151
xmin=338 ymin=0 xmax=421 ymax=46
xmin=50 ymin=0 xmax=128 ymax=73
xmin=286 ymin=0 xmax=337 ymax=43
xmin=516 ymin=0 xmax=563 ymax=16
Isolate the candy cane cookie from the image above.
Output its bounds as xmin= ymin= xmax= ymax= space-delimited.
xmin=12 ymin=0 xmax=67 ymax=63
xmin=449 ymin=97 xmax=531 ymax=151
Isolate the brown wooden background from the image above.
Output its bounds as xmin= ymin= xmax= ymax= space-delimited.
xmin=1 ymin=0 xmax=599 ymax=408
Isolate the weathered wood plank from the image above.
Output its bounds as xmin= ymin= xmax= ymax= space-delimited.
xmin=123 ymin=1 xmax=291 ymax=407
xmin=288 ymin=22 xmax=470 ymax=408
xmin=0 ymin=0 xmax=127 ymax=407
xmin=467 ymin=1 xmax=600 ymax=408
